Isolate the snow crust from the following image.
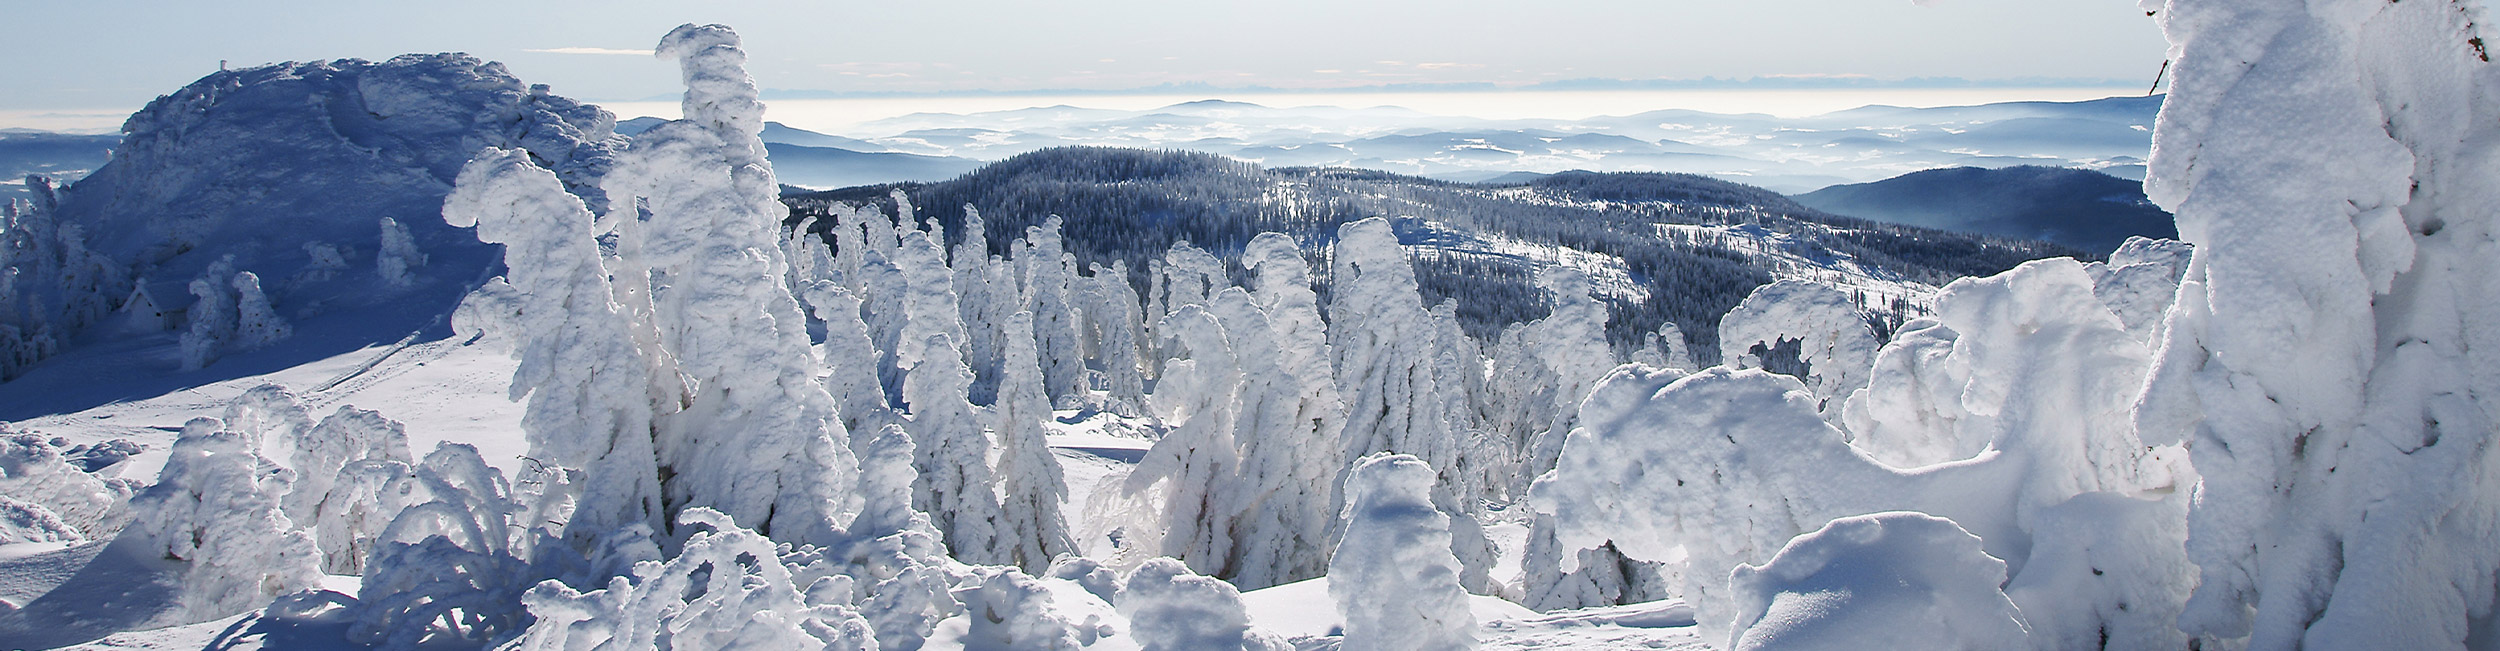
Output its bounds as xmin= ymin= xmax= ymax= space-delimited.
xmin=1725 ymin=512 xmax=2028 ymax=651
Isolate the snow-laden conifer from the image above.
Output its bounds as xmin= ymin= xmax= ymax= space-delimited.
xmin=178 ymin=256 xmax=238 ymax=371
xmin=1516 ymin=266 xmax=1616 ymax=495
xmin=1239 ymin=232 xmax=1340 ymax=453
xmin=376 ymin=216 xmax=427 ymax=288
xmin=1127 ymin=304 xmax=1242 ymax=571
xmin=512 ymin=508 xmax=876 ymax=651
xmin=892 ymin=230 xmax=966 ymax=372
xmin=1118 ymin=557 xmax=1289 ymax=651
xmin=228 ymin=271 xmax=290 ymax=350
xmin=1716 ymin=280 xmax=1875 ymax=418
xmin=900 ymin=331 xmax=1010 ymax=564
xmin=1021 ymin=217 xmax=1090 ymax=402
xmin=954 ymin=567 xmax=1086 ymax=650
xmin=295 ymin=241 xmax=347 ymax=286
xmin=803 ymin=281 xmax=897 ymax=444
xmin=954 ymin=207 xmax=1004 ymax=399
xmin=1627 ymin=321 xmax=1696 ymax=372
xmin=351 ymin=443 xmax=534 ymax=649
xmin=603 ymin=23 xmax=858 ymax=541
xmin=1332 ymin=453 xmax=1475 ymax=651
xmin=995 ymin=309 xmax=1076 ymax=572
xmin=287 ymin=405 xmax=414 ymax=573
xmin=0 ymin=432 xmax=133 ymax=540
xmin=1159 ymin=240 xmax=1225 ymax=313
xmin=1205 ymin=288 xmax=1336 ymax=589
xmin=2135 ymin=1 xmax=2500 ymax=646
xmin=445 ymin=147 xmax=664 ymax=546
xmin=1328 ymin=218 xmax=1458 ymax=484
xmin=116 ymin=417 xmax=320 ymax=625
xmin=1082 ymin=260 xmax=1149 ymax=415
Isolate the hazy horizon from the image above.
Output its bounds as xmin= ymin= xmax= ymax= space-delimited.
xmin=8 ymin=1 xmax=2167 ymax=118
xmin=6 ymin=83 xmax=2147 ymax=136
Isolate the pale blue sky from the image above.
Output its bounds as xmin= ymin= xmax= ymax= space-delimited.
xmin=4 ymin=1 xmax=2166 ymax=112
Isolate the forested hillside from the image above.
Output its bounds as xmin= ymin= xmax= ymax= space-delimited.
xmin=1795 ymin=165 xmax=2176 ymax=253
xmin=789 ymin=147 xmax=2081 ymax=360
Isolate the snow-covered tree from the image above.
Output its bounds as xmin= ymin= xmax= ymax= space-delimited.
xmin=229 ymin=271 xmax=290 ymax=350
xmin=1627 ymin=321 xmax=1696 ymax=372
xmin=1716 ymin=279 xmax=1875 ymax=418
xmin=116 ymin=416 xmax=320 ymax=626
xmin=954 ymin=567 xmax=1086 ymax=650
xmin=297 ymin=241 xmax=347 ymax=286
xmin=953 ymin=207 xmax=1005 ymax=400
xmin=1080 ymin=260 xmax=1149 ymax=415
xmin=1021 ymin=217 xmax=1090 ymax=402
xmin=1204 ymin=288 xmax=1337 ymax=589
xmin=512 ymin=508 xmax=876 ymax=651
xmin=285 ymin=405 xmax=415 ymax=573
xmin=1159 ymin=241 xmax=1226 ymax=315
xmin=1331 ymin=453 xmax=1475 ymax=651
xmin=995 ymin=309 xmax=1077 ymax=573
xmin=1534 ymin=331 xmax=2181 ymax=648
xmin=2135 ymin=1 xmax=2500 ymax=647
xmin=351 ymin=443 xmax=534 ymax=649
xmin=602 ymin=23 xmax=859 ymax=542
xmin=445 ymin=147 xmax=664 ymax=548
xmin=1239 ymin=231 xmax=1340 ymax=448
xmin=2084 ymin=236 xmax=2191 ymax=344
xmin=803 ymin=281 xmax=897 ymax=443
xmin=838 ymin=424 xmax=962 ymax=651
xmin=1327 ymin=218 xmax=1495 ymax=591
xmin=900 ymin=331 xmax=1009 ymax=564
xmin=313 ymin=457 xmax=415 ymax=576
xmin=892 ymin=230 xmax=966 ymax=372
xmin=1128 ymin=304 xmax=1243 ymax=574
xmin=1517 ymin=266 xmax=1620 ymax=495
xmin=0 ymin=432 xmax=134 ymax=539
xmin=848 ymin=423 xmax=932 ymax=542
xmin=0 ymin=495 xmax=79 ymax=544
xmin=1119 ymin=557 xmax=1289 ymax=651
xmin=1329 ymin=218 xmax=1458 ymax=486
xmin=376 ymin=216 xmax=427 ymax=288
xmin=178 ymin=256 xmax=238 ymax=371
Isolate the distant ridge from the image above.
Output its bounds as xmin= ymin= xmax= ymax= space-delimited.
xmin=1793 ymin=165 xmax=2174 ymax=254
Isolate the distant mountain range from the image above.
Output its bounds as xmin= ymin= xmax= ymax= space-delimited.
xmin=0 ymin=130 xmax=118 ymax=201
xmin=812 ymin=95 xmax=2163 ymax=194
xmin=1792 ymin=166 xmax=2175 ymax=254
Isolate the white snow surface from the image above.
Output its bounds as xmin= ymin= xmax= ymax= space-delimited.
xmin=1724 ymin=512 xmax=2029 ymax=651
